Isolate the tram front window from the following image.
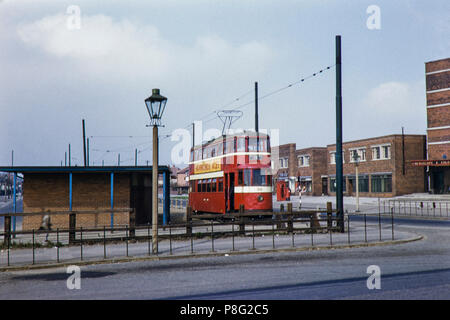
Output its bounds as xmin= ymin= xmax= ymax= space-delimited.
xmin=253 ymin=169 xmax=271 ymax=186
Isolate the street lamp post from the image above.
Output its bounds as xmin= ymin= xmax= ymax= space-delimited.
xmin=145 ymin=88 xmax=167 ymax=255
xmin=353 ymin=152 xmax=360 ymax=212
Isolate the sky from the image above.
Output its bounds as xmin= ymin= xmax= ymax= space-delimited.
xmin=0 ymin=0 xmax=449 ymax=168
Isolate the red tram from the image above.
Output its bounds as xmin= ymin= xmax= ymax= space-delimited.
xmin=188 ymin=131 xmax=273 ymax=214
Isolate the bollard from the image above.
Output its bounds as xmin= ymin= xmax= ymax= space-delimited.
xmin=231 ymin=222 xmax=236 ymax=251
xmin=287 ymin=203 xmax=293 ymax=233
xmin=32 ymin=229 xmax=35 ymax=265
xmin=251 ymin=221 xmax=255 ymax=250
xmin=364 ymin=214 xmax=367 ymax=243
xmin=169 ymin=225 xmax=173 ymax=255
xmin=239 ymin=205 xmax=245 ymax=235
xmin=4 ymin=216 xmax=11 ymax=246
xmin=326 ymin=202 xmax=332 ymax=230
xmin=80 ymin=227 xmax=83 ymax=261
xmin=391 ymin=208 xmax=394 ymax=240
xmin=310 ymin=215 xmax=314 ymax=246
xmin=277 ymin=204 xmax=284 ymax=230
xmin=104 ymin=226 xmax=107 ymax=259
xmin=56 ymin=228 xmax=60 ymax=263
xmin=186 ymin=206 xmax=192 ymax=236
xmin=126 ymin=225 xmax=129 ymax=257
xmin=347 ymin=215 xmax=350 ymax=244
xmin=129 ymin=210 xmax=136 ymax=239
xmin=69 ymin=213 xmax=76 ymax=244
xmin=272 ymin=223 xmax=275 ymax=249
xmin=210 ymin=220 xmax=215 ymax=252
xmin=378 ymin=209 xmax=382 ymax=241
xmin=147 ymin=225 xmax=151 ymax=256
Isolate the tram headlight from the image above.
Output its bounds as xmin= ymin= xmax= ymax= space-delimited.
xmin=257 ymin=195 xmax=264 ymax=202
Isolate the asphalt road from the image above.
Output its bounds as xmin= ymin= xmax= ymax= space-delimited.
xmin=0 ymin=217 xmax=449 ymax=300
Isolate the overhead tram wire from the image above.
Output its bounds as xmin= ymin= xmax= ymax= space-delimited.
xmin=92 ymin=64 xmax=334 ymax=162
xmin=234 ymin=64 xmax=336 ymax=111
xmin=158 ymin=88 xmax=254 ymax=142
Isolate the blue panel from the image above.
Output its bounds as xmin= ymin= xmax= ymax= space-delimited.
xmin=13 ymin=173 xmax=16 ymax=232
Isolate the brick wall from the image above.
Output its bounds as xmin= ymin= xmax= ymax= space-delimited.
xmin=22 ymin=172 xmax=131 ymax=230
xmin=296 ymin=147 xmax=327 ymax=196
xmin=327 ymin=134 xmax=426 ymax=197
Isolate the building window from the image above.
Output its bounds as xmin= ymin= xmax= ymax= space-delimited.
xmin=280 ymin=158 xmax=289 ymax=168
xmin=298 ymin=155 xmax=310 ymax=167
xmin=350 ymin=148 xmax=366 ymax=162
xmin=330 ymin=178 xmax=346 ymax=192
xmin=330 ymin=151 xmax=345 ymax=164
xmin=372 ymin=144 xmax=391 ymax=160
xmin=371 ymin=174 xmax=392 ymax=193
xmin=349 ymin=175 xmax=369 ymax=192
xmin=382 ymin=145 xmax=391 ymax=159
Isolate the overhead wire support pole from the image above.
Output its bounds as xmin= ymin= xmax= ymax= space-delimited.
xmin=82 ymin=119 xmax=87 ymax=166
xmin=335 ymin=35 xmax=344 ymax=233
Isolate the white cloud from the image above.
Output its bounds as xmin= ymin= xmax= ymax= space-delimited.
xmin=16 ymin=13 xmax=273 ymax=82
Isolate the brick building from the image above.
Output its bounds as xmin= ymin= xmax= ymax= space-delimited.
xmin=272 ymin=134 xmax=426 ymax=198
xmin=295 ymin=147 xmax=327 ymax=196
xmin=0 ymin=166 xmax=171 ymax=230
xmin=411 ymin=57 xmax=450 ymax=193
xmin=272 ymin=143 xmax=297 ymax=192
xmin=327 ymin=134 xmax=426 ymax=197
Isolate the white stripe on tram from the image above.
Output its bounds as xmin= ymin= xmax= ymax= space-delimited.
xmin=234 ymin=186 xmax=272 ymax=193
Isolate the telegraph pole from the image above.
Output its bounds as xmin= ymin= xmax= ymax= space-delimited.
xmin=335 ymin=35 xmax=344 ymax=232
xmin=82 ymin=119 xmax=87 ymax=166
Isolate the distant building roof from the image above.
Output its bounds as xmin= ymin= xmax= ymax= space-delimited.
xmin=0 ymin=166 xmax=171 ymax=174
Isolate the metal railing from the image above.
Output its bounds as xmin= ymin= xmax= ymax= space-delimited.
xmin=0 ymin=204 xmax=398 ymax=268
xmin=380 ymin=199 xmax=450 ymax=218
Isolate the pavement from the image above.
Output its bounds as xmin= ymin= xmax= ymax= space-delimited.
xmin=0 ymin=217 xmax=422 ymax=271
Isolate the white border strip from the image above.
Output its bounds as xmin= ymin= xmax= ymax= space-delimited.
xmin=234 ymin=186 xmax=272 ymax=193
xmin=427 ymin=125 xmax=450 ymax=131
xmin=426 ymin=68 xmax=450 ymax=75
xmin=427 ymin=103 xmax=450 ymax=109
xmin=189 ymin=171 xmax=224 ymax=180
xmin=428 ymin=140 xmax=450 ymax=145
xmin=427 ymin=87 xmax=450 ymax=94
xmin=188 ymin=152 xmax=270 ymax=165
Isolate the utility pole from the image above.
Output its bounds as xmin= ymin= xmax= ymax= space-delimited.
xmin=335 ymin=35 xmax=344 ymax=232
xmin=255 ymin=81 xmax=259 ymax=133
xmin=69 ymin=144 xmax=71 ymax=167
xmin=402 ymin=127 xmax=406 ymax=175
xmin=87 ymin=138 xmax=90 ymax=166
xmin=82 ymin=119 xmax=87 ymax=166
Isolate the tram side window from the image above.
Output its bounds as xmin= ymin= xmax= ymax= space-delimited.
xmin=207 ymin=179 xmax=211 ymax=192
xmin=197 ymin=181 xmax=201 ymax=192
xmin=238 ymin=170 xmax=243 ymax=185
xmin=202 ymin=180 xmax=207 ymax=192
xmin=212 ymin=178 xmax=217 ymax=192
xmin=252 ymin=169 xmax=271 ymax=186
xmin=218 ymin=178 xmax=224 ymax=192
xmin=244 ymin=169 xmax=251 ymax=186
xmin=237 ymin=138 xmax=246 ymax=152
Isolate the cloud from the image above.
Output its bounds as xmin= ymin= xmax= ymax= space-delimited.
xmin=16 ymin=13 xmax=273 ymax=82
xmin=355 ymin=81 xmax=426 ymax=136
